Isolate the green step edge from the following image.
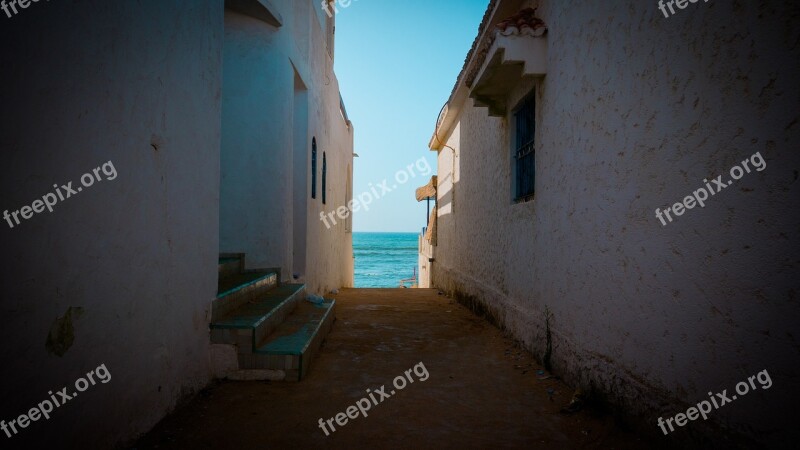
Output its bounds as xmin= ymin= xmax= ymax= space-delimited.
xmin=216 ymin=271 xmax=276 ymax=299
xmin=211 ymin=283 xmax=304 ymax=330
xmin=255 ymin=300 xmax=335 ymax=356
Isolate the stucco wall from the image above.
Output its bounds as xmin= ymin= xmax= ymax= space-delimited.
xmin=418 ymin=234 xmax=434 ymax=288
xmin=220 ymin=0 xmax=354 ymax=291
xmin=303 ymin=2 xmax=355 ymax=292
xmin=0 ymin=1 xmax=223 ymax=447
xmin=433 ymin=0 xmax=800 ymax=444
xmin=302 ymin=0 xmax=355 ymax=293
xmin=220 ymin=11 xmax=295 ymax=272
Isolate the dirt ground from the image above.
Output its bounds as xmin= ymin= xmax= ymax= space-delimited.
xmin=134 ymin=288 xmax=665 ymax=449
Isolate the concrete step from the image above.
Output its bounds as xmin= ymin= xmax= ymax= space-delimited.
xmin=212 ymin=271 xmax=278 ymax=320
xmin=210 ymin=284 xmax=304 ymax=353
xmin=239 ymin=298 xmax=336 ymax=381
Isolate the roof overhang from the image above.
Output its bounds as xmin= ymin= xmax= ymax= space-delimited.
xmin=428 ymin=87 xmax=469 ymax=151
xmin=429 ymin=2 xmax=549 ymax=150
xmin=470 ymin=34 xmax=547 ymax=117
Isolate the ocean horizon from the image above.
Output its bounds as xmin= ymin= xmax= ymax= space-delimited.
xmin=353 ymin=231 xmax=419 ymax=288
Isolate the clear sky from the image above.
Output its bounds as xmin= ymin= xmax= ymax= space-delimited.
xmin=334 ymin=0 xmax=490 ymax=232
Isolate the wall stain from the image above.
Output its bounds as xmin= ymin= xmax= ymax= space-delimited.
xmin=452 ymin=289 xmax=503 ymax=330
xmin=45 ymin=306 xmax=84 ymax=357
xmin=543 ymin=305 xmax=553 ymax=372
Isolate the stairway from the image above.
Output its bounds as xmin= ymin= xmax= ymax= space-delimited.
xmin=210 ymin=254 xmax=336 ymax=381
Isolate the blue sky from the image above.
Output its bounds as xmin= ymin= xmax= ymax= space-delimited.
xmin=334 ymin=0 xmax=490 ymax=232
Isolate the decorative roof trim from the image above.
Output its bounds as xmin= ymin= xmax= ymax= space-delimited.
xmin=430 ymin=1 xmax=549 ymax=150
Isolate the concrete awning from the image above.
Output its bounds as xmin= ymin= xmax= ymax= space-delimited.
xmin=469 ymin=9 xmax=547 ymax=116
xmin=415 ymin=176 xmax=438 ymax=201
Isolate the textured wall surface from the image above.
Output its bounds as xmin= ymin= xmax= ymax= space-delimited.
xmin=0 ymin=1 xmax=353 ymax=447
xmin=433 ymin=0 xmax=800 ymax=445
xmin=220 ymin=0 xmax=354 ymax=292
xmin=220 ymin=10 xmax=296 ymax=273
xmin=0 ymin=1 xmax=223 ymax=447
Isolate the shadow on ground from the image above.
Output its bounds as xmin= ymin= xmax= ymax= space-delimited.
xmin=134 ymin=288 xmax=663 ymax=449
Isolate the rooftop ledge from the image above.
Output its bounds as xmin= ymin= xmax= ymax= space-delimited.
xmin=470 ymin=33 xmax=547 ymax=117
xmin=226 ymin=0 xmax=283 ymax=27
xmin=429 ymin=9 xmax=548 ymax=149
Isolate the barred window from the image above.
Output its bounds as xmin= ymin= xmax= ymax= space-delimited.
xmin=514 ymin=95 xmax=535 ymax=201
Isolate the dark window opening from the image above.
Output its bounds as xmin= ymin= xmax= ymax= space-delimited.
xmin=311 ymin=138 xmax=317 ymax=199
xmin=515 ymin=95 xmax=535 ymax=201
xmin=322 ymin=152 xmax=327 ymax=205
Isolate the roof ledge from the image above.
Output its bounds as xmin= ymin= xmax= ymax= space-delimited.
xmin=470 ymin=33 xmax=547 ymax=117
xmin=428 ymin=6 xmax=548 ymax=149
xmin=226 ymin=0 xmax=283 ymax=27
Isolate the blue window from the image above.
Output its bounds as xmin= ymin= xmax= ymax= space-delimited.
xmin=514 ymin=95 xmax=535 ymax=201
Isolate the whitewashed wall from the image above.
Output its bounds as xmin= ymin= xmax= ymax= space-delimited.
xmin=220 ymin=0 xmax=354 ymax=292
xmin=220 ymin=11 xmax=296 ymax=273
xmin=0 ymin=0 xmax=353 ymax=447
xmin=0 ymin=1 xmax=223 ymax=447
xmin=433 ymin=0 xmax=800 ymax=444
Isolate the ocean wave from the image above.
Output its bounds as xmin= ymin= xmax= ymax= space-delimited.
xmin=353 ymin=246 xmax=418 ymax=251
xmin=353 ymin=234 xmax=419 ymax=287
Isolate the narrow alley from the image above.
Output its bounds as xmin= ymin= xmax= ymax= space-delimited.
xmin=1 ymin=0 xmax=798 ymax=448
xmin=137 ymin=289 xmax=657 ymax=449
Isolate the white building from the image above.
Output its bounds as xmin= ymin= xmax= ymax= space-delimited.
xmin=221 ymin=0 xmax=354 ymax=294
xmin=423 ymin=0 xmax=800 ymax=445
xmin=0 ymin=0 xmax=353 ymax=447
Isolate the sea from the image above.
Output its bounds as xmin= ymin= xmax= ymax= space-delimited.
xmin=353 ymin=232 xmax=419 ymax=288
